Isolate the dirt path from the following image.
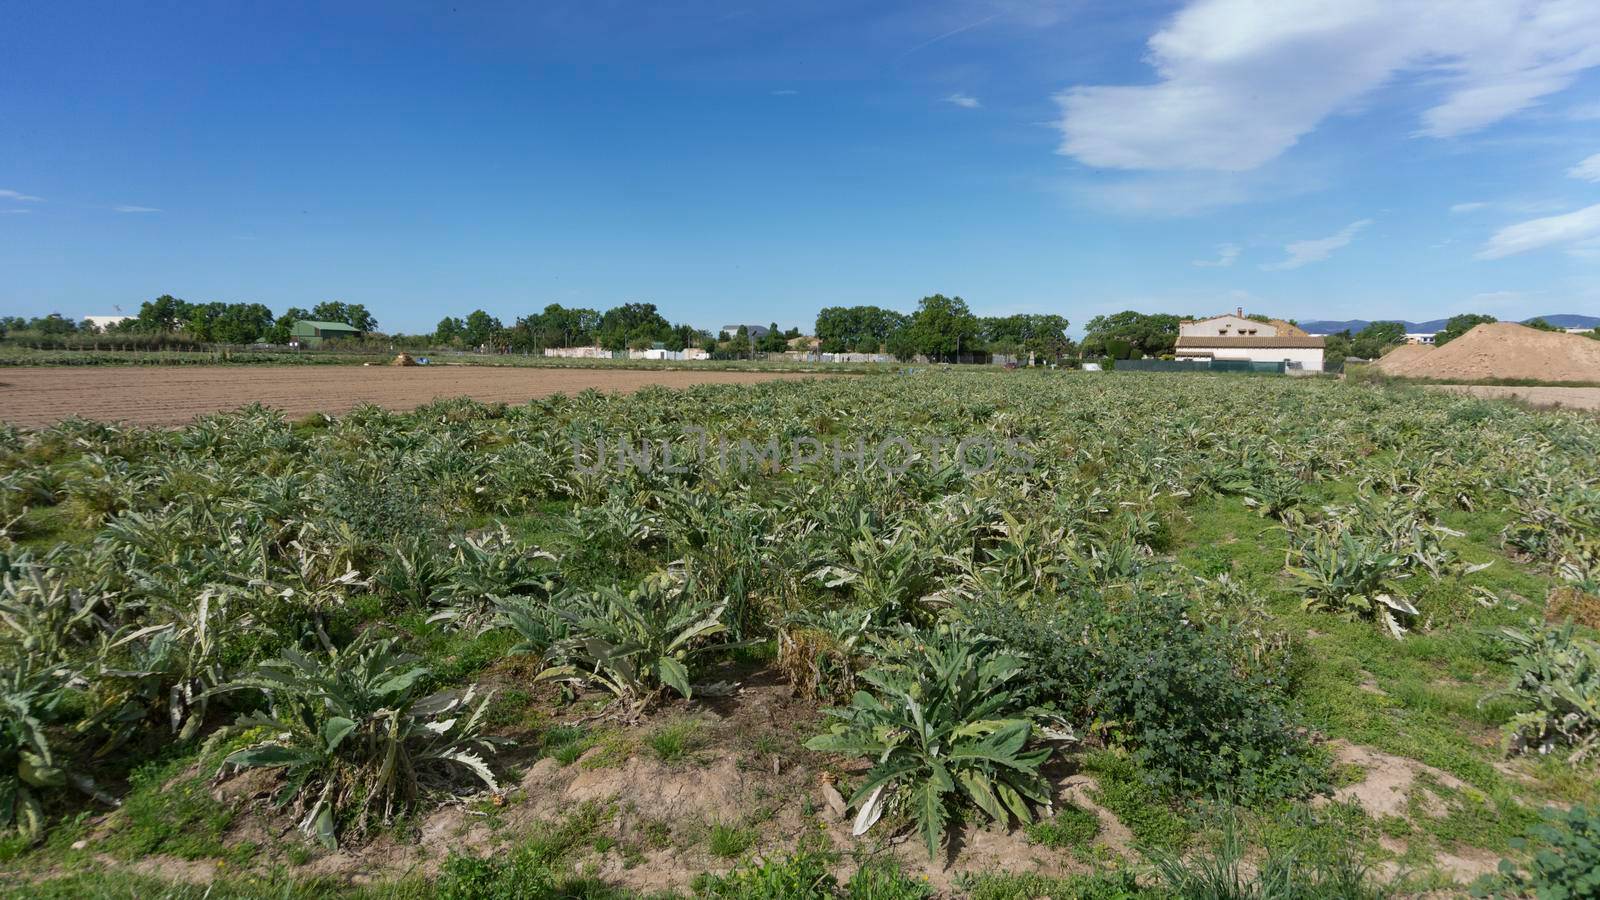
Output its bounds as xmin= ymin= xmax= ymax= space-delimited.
xmin=0 ymin=366 xmax=835 ymax=428
xmin=1425 ymin=384 xmax=1600 ymax=411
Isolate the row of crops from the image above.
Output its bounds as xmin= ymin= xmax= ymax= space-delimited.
xmin=2 ymin=371 xmax=1598 ymax=893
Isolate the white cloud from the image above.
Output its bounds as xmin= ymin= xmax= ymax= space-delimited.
xmin=943 ymin=92 xmax=981 ymax=109
xmin=1477 ymin=202 xmax=1600 ymax=258
xmin=0 ymin=209 xmax=31 ymax=215
xmin=0 ymin=189 xmax=42 ymax=202
xmin=1192 ymin=243 xmax=1241 ymax=267
xmin=770 ymin=89 xmax=799 ymax=96
xmin=113 ymin=205 xmax=161 ymax=213
xmin=1056 ymin=0 xmax=1600 ymax=172
xmin=1451 ymin=201 xmax=1490 ymax=214
xmin=1568 ymin=152 xmax=1600 ymax=182
xmin=1262 ymin=219 xmax=1372 ymax=270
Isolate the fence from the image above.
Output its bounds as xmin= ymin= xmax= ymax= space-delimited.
xmin=1116 ymin=358 xmax=1287 ymax=375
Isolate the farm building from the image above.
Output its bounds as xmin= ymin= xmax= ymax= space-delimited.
xmin=81 ymin=315 xmax=132 ymax=332
xmin=290 ymin=320 xmax=361 ymax=348
xmin=1175 ymin=310 xmax=1326 ymax=372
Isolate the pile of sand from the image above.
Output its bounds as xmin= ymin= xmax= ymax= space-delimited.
xmin=1376 ymin=323 xmax=1600 ymax=382
xmin=1371 ymin=344 xmax=1434 ymax=374
xmin=390 ymin=353 xmax=418 ymax=367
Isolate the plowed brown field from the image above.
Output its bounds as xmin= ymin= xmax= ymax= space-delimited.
xmin=0 ymin=366 xmax=834 ymax=427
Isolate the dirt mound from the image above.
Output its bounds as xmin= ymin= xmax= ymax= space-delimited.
xmin=390 ymin=353 xmax=418 ymax=366
xmin=1371 ymin=343 xmax=1434 ymax=375
xmin=1384 ymin=323 xmax=1600 ymax=382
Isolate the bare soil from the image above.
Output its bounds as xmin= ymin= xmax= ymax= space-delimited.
xmin=1424 ymin=384 xmax=1600 ymax=411
xmin=1373 ymin=323 xmax=1600 ymax=382
xmin=0 ymin=366 xmax=833 ymax=428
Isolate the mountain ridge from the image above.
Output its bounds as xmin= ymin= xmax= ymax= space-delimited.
xmin=1298 ymin=314 xmax=1598 ymax=334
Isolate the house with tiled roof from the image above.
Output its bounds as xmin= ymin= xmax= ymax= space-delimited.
xmin=1175 ymin=308 xmax=1325 ymax=372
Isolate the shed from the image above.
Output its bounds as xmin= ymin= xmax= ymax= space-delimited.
xmin=290 ymin=320 xmax=361 ymax=348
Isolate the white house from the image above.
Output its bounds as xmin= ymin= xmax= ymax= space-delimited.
xmin=1174 ymin=310 xmax=1326 ymax=372
xmin=81 ymin=315 xmax=132 ymax=332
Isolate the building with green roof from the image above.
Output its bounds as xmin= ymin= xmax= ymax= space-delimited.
xmin=289 ymin=320 xmax=361 ymax=348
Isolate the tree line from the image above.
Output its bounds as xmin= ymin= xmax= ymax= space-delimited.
xmin=0 ymin=296 xmax=377 ymax=345
xmin=12 ymin=294 xmax=1583 ymax=362
xmin=815 ymin=296 xmax=1073 ymax=362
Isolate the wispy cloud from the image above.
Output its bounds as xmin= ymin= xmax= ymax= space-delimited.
xmin=1262 ymin=219 xmax=1372 ymax=271
xmin=1192 ymin=243 xmax=1241 ymax=267
xmin=770 ymin=89 xmax=799 ymax=96
xmin=898 ymin=12 xmax=999 ymax=61
xmin=1055 ymin=0 xmax=1600 ymax=172
xmin=0 ymin=189 xmax=43 ymax=202
xmin=113 ymin=205 xmax=161 ymax=213
xmin=0 ymin=209 xmax=31 ymax=215
xmin=1451 ymin=201 xmax=1489 ymax=214
xmin=1569 ymin=153 xmax=1600 ymax=183
xmin=943 ymin=92 xmax=981 ymax=109
xmin=1478 ymin=202 xmax=1600 ymax=259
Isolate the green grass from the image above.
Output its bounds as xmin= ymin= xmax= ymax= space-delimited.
xmin=957 ymin=870 xmax=1154 ymax=900
xmin=1080 ymin=752 xmax=1192 ymax=851
xmin=707 ymin=822 xmax=758 ymax=858
xmin=100 ymin=759 xmax=247 ymax=863
xmin=1026 ymin=802 xmax=1101 ymax=849
xmin=644 ymin=719 xmax=703 ymax=762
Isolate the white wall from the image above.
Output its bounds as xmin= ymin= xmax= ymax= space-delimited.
xmin=1178 ymin=345 xmax=1324 ymax=372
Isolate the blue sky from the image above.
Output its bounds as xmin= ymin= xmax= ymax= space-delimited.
xmin=3 ymin=0 xmax=1599 ymax=335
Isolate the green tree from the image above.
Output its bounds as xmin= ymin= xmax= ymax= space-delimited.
xmin=597 ymin=303 xmax=669 ymax=351
xmin=461 ymin=310 xmax=503 ymax=348
xmin=757 ymin=322 xmax=788 ymax=352
xmin=132 ymin=294 xmax=193 ymax=332
xmin=979 ymin=314 xmax=1072 ymax=362
xmin=310 ymin=301 xmax=377 ymax=332
xmin=1322 ymin=331 xmax=1353 ymax=372
xmin=1081 ymin=311 xmax=1182 ymax=358
xmin=1523 ymin=317 xmax=1560 ymax=332
xmin=1433 ymin=314 xmax=1496 ymax=346
xmin=904 ymin=294 xmax=979 ymax=362
xmin=266 ymin=307 xmax=311 ymax=344
xmin=1350 ymin=321 xmax=1406 ymax=359
xmin=433 ymin=316 xmax=464 ymax=345
xmin=814 ymin=305 xmax=908 ymax=354
xmin=210 ymin=303 xmax=275 ymax=344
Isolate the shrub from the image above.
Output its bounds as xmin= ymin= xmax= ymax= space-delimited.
xmin=217 ymin=631 xmax=505 ymax=847
xmin=805 ymin=627 xmax=1053 ymax=858
xmin=965 ymin=592 xmax=1325 ymax=805
xmin=1473 ymin=804 xmax=1600 ymax=900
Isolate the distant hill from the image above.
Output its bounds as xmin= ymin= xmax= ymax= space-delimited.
xmin=1300 ymin=314 xmax=1598 ymax=335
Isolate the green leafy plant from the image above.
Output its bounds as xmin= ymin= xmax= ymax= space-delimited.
xmin=82 ymin=585 xmax=264 ymax=755
xmin=805 ymin=627 xmax=1053 ymax=858
xmin=1 ymin=658 xmax=112 ymax=841
xmin=0 ymin=564 xmax=110 ymax=662
xmin=1473 ymin=804 xmax=1600 ymax=900
xmin=533 ymin=573 xmax=731 ymax=715
xmin=216 ymin=630 xmax=505 ymax=847
xmin=1487 ymin=622 xmax=1600 ymax=764
xmin=427 ymin=526 xmax=556 ymax=632
xmin=1288 ymin=526 xmax=1414 ymax=638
